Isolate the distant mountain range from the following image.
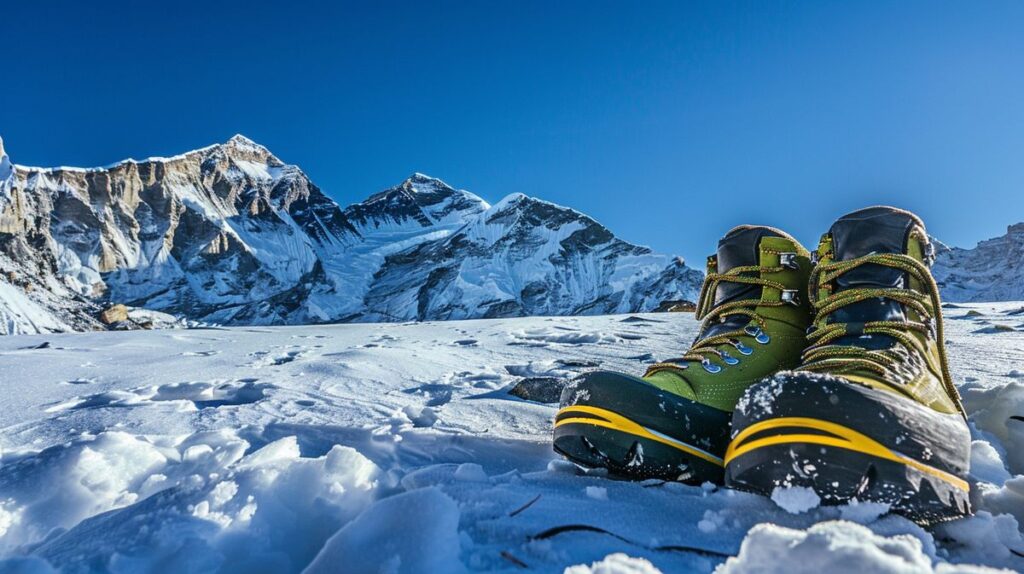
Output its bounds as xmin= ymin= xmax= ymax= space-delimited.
xmin=0 ymin=135 xmax=703 ymax=334
xmin=933 ymin=223 xmax=1024 ymax=302
xmin=1 ymin=134 xmax=1019 ymax=335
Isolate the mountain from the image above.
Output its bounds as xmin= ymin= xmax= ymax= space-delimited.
xmin=933 ymin=223 xmax=1024 ymax=302
xmin=0 ymin=136 xmax=704 ymax=334
xmin=363 ymin=193 xmax=696 ymax=321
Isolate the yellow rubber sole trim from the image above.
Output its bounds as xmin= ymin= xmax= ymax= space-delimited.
xmin=724 ymin=416 xmax=969 ymax=493
xmin=555 ymin=405 xmax=724 ymax=467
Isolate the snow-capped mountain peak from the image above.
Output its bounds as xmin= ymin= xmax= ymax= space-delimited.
xmin=934 ymin=223 xmax=1024 ymax=302
xmin=343 ymin=173 xmax=489 ymax=235
xmin=227 ymin=133 xmax=262 ymax=147
xmin=362 ymin=186 xmax=700 ymax=321
xmin=0 ymin=137 xmax=703 ymax=333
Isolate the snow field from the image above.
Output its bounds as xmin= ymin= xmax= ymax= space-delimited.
xmin=0 ymin=305 xmax=1022 ymax=572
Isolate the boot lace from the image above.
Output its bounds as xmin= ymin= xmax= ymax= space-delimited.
xmin=646 ymin=261 xmax=789 ymax=376
xmin=798 ymin=252 xmax=964 ymax=415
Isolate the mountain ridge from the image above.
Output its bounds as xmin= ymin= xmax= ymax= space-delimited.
xmin=933 ymin=223 xmax=1024 ymax=302
xmin=0 ymin=135 xmax=704 ymax=334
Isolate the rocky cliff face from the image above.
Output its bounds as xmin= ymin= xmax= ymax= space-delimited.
xmin=0 ymin=135 xmax=362 ymax=332
xmin=0 ymin=136 xmax=704 ymax=333
xmin=934 ymin=223 xmax=1024 ymax=302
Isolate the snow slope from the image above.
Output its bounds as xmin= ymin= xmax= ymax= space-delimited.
xmin=1 ymin=305 xmax=1023 ymax=572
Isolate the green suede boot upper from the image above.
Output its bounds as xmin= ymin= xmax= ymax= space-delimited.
xmin=644 ymin=225 xmax=813 ymax=412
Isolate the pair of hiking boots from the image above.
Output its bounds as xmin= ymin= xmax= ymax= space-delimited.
xmin=553 ymin=206 xmax=970 ymax=524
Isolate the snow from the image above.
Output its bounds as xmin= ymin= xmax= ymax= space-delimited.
xmin=565 ymin=553 xmax=663 ymax=574
xmin=770 ymin=486 xmax=821 ymax=514
xmin=0 ymin=135 xmax=12 ymax=184
xmin=0 ymin=306 xmax=1022 ymax=572
xmin=305 ymin=487 xmax=466 ymax=574
xmin=716 ymin=521 xmax=999 ymax=574
xmin=0 ymin=282 xmax=71 ymax=335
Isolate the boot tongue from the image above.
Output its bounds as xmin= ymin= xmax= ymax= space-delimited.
xmin=827 ymin=206 xmax=921 ymax=349
xmin=714 ymin=225 xmax=782 ymax=305
xmin=698 ymin=226 xmax=782 ymax=341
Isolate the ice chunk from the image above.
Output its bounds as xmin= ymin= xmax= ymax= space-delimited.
xmin=770 ymin=486 xmax=820 ymax=514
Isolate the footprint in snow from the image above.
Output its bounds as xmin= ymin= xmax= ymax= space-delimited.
xmin=403 ymin=383 xmax=454 ymax=407
xmin=453 ymin=339 xmax=478 ymax=347
xmin=249 ymin=348 xmax=308 ymax=367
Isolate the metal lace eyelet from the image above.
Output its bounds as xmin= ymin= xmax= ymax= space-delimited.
xmin=743 ymin=325 xmax=771 ymax=344
xmin=721 ymin=352 xmax=740 ymax=365
xmin=701 ymin=359 xmax=722 ymax=373
xmin=728 ymin=338 xmax=754 ymax=355
xmin=781 ymin=289 xmax=801 ymax=306
xmin=779 ymin=252 xmax=799 ymax=270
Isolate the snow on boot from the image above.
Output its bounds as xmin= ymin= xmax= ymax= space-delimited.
xmin=724 ymin=206 xmax=972 ymax=523
xmin=554 ymin=225 xmax=812 ymax=484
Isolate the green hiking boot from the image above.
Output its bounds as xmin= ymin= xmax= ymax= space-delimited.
xmin=724 ymin=206 xmax=971 ymax=523
xmin=553 ymin=225 xmax=812 ymax=484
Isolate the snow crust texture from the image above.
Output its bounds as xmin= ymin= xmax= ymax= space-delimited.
xmin=0 ymin=136 xmax=702 ymax=334
xmin=1 ymin=305 xmax=1023 ymax=572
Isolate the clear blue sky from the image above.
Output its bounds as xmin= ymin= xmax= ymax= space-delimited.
xmin=3 ymin=1 xmax=1023 ymax=264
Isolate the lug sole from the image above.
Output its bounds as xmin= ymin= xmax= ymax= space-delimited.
xmin=725 ymin=373 xmax=972 ymax=524
xmin=553 ymin=371 xmax=730 ymax=484
xmin=724 ymin=426 xmax=970 ymax=524
xmin=554 ymin=405 xmax=724 ymax=483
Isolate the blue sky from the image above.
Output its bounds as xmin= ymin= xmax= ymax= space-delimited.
xmin=3 ymin=1 xmax=1023 ymax=265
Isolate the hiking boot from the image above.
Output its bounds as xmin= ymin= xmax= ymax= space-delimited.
xmin=553 ymin=226 xmax=812 ymax=484
xmin=724 ymin=207 xmax=971 ymax=523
